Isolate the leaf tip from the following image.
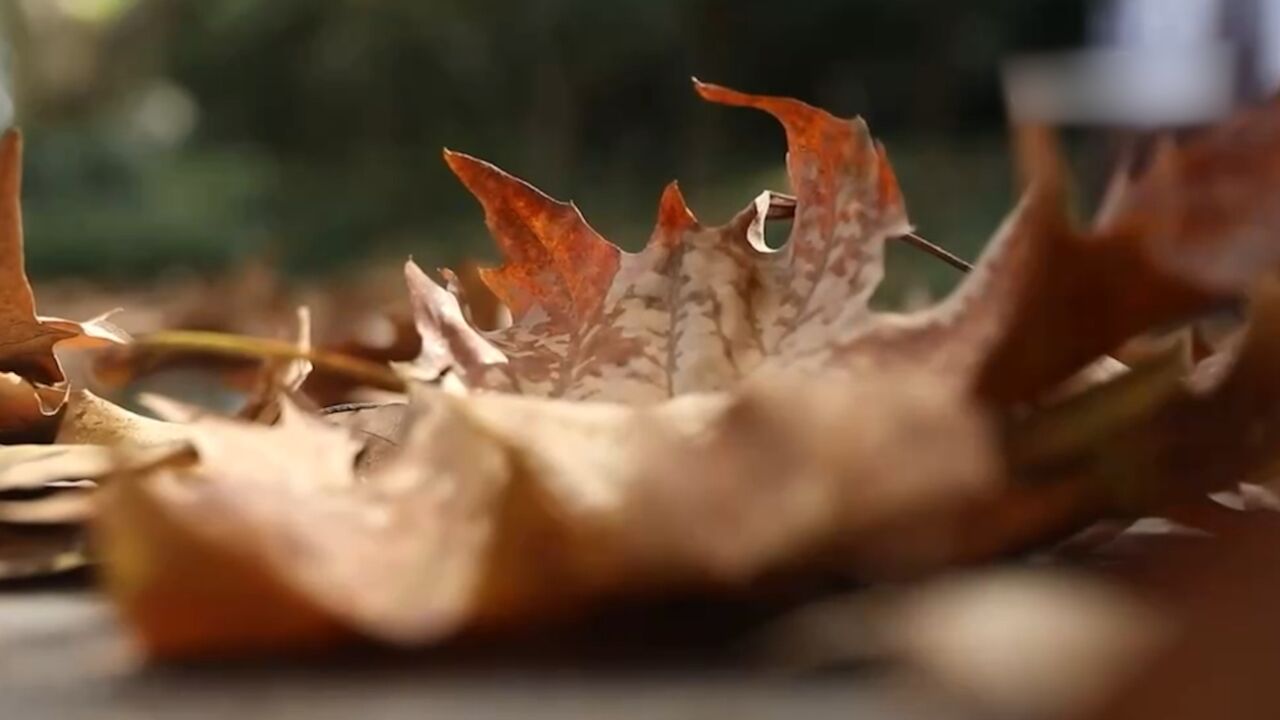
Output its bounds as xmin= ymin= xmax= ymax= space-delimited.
xmin=403 ymin=257 xmax=432 ymax=286
xmin=0 ymin=126 xmax=21 ymax=197
xmin=692 ymin=79 xmax=752 ymax=108
xmin=441 ymin=148 xmax=481 ymax=178
xmin=657 ymin=181 xmax=699 ymax=231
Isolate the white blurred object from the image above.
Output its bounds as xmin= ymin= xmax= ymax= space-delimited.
xmin=0 ymin=78 xmax=12 ymax=130
xmin=1259 ymin=0 xmax=1280 ymax=91
xmin=0 ymin=32 xmax=12 ymax=130
xmin=1005 ymin=0 xmax=1270 ymax=126
xmin=1104 ymin=0 xmax=1223 ymax=46
xmin=892 ymin=571 xmax=1168 ymax=719
xmin=128 ymin=80 xmax=198 ymax=148
xmin=1005 ymin=46 xmax=1236 ymax=126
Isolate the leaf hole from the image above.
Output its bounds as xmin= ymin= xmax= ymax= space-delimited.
xmin=762 ymin=217 xmax=793 ymax=251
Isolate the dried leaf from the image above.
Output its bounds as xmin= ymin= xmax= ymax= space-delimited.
xmin=0 ymin=372 xmax=60 ymax=442
xmin=1084 ymin=518 xmax=1280 ymax=720
xmin=414 ymin=83 xmax=1280 ymax=411
xmin=425 ymin=82 xmax=919 ymax=400
xmin=0 ymin=525 xmax=88 ymax=580
xmin=0 ymin=130 xmax=127 ymax=423
xmin=238 ymin=306 xmax=317 ymax=422
xmin=998 ymin=276 xmax=1280 ymax=519
xmin=0 ymin=491 xmax=94 ymax=525
xmin=54 ymin=390 xmax=193 ymax=448
xmin=1097 ymin=277 xmax=1280 ymax=509
xmin=321 ymin=402 xmax=409 ymax=475
xmin=0 ymin=444 xmax=116 ymax=491
xmin=96 ymin=369 xmax=995 ymax=657
xmin=976 ymin=105 xmax=1280 ymax=402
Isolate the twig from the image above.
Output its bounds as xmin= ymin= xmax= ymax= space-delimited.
xmin=899 ymin=232 xmax=973 ymax=273
xmin=765 ymin=192 xmax=972 ymax=273
xmin=134 ymin=330 xmax=406 ymax=392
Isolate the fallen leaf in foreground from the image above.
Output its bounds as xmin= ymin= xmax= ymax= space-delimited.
xmin=97 ymin=371 xmax=995 ymax=657
xmin=0 ymin=130 xmax=127 ymax=424
xmin=1078 ymin=513 xmax=1280 ymax=720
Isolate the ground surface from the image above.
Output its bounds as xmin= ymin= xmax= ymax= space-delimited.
xmin=0 ymin=587 xmax=974 ymax=720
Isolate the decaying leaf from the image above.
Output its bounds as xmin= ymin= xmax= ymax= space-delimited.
xmin=0 ymin=128 xmax=136 ymax=579
xmin=237 ymin=306 xmax=317 ymax=422
xmin=1083 ymin=517 xmax=1280 ymax=720
xmin=1069 ymin=277 xmax=1280 ymax=512
xmin=0 ymin=445 xmax=104 ymax=579
xmin=423 ymin=82 xmax=922 ymax=400
xmin=409 ymin=82 xmax=1280 ymax=415
xmin=0 ymin=437 xmax=194 ymax=580
xmin=0 ymin=524 xmax=89 ymax=580
xmin=0 ymin=130 xmax=128 ymax=425
xmin=54 ymin=390 xmax=193 ymax=449
xmin=975 ymin=107 xmax=1280 ymax=403
xmin=0 ymin=444 xmax=119 ymax=491
xmin=98 ymin=367 xmax=996 ymax=656
xmin=322 ymin=401 xmax=408 ymax=475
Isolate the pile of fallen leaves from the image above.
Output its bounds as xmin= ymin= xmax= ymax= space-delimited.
xmin=7 ymin=80 xmax=1280 ymax=717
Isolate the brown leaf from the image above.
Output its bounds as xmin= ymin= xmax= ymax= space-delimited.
xmin=0 ymin=444 xmax=117 ymax=491
xmin=994 ymin=276 xmax=1280 ymax=524
xmin=1093 ymin=276 xmax=1280 ymax=509
xmin=54 ymin=390 xmax=193 ymax=448
xmin=976 ymin=103 xmax=1280 ymax=402
xmin=95 ymin=369 xmax=995 ymax=657
xmin=414 ymin=83 xmax=1280 ymax=409
xmin=321 ymin=401 xmax=409 ymax=476
xmin=0 ymin=372 xmax=60 ymax=442
xmin=237 ymin=306 xmax=318 ymax=422
xmin=423 ymin=82 xmax=915 ymax=400
xmin=1083 ymin=517 xmax=1280 ymax=720
xmin=0 ymin=131 xmax=74 ymax=391
xmin=403 ymin=261 xmax=505 ymax=382
xmin=0 ymin=524 xmax=88 ymax=580
xmin=0 ymin=491 xmax=94 ymax=525
xmin=0 ymin=129 xmax=127 ymax=425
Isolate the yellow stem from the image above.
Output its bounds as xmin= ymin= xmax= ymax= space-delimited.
xmin=134 ymin=330 xmax=406 ymax=392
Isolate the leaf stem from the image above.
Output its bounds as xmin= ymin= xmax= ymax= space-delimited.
xmin=133 ymin=331 xmax=406 ymax=392
xmin=766 ymin=192 xmax=973 ymax=272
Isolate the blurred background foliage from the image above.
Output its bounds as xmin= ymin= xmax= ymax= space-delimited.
xmin=0 ymin=0 xmax=1085 ymax=298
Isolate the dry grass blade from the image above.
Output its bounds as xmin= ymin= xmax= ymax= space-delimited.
xmin=766 ymin=191 xmax=972 ymax=272
xmin=133 ymin=330 xmax=405 ymax=392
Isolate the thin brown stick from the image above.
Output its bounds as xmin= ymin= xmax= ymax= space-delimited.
xmin=765 ymin=192 xmax=972 ymax=273
xmin=135 ymin=330 xmax=406 ymax=392
xmin=899 ymin=232 xmax=973 ymax=273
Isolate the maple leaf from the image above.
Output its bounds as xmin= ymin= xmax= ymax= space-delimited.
xmin=420 ymin=81 xmax=917 ymax=401
xmin=413 ymin=83 xmax=1280 ymax=406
